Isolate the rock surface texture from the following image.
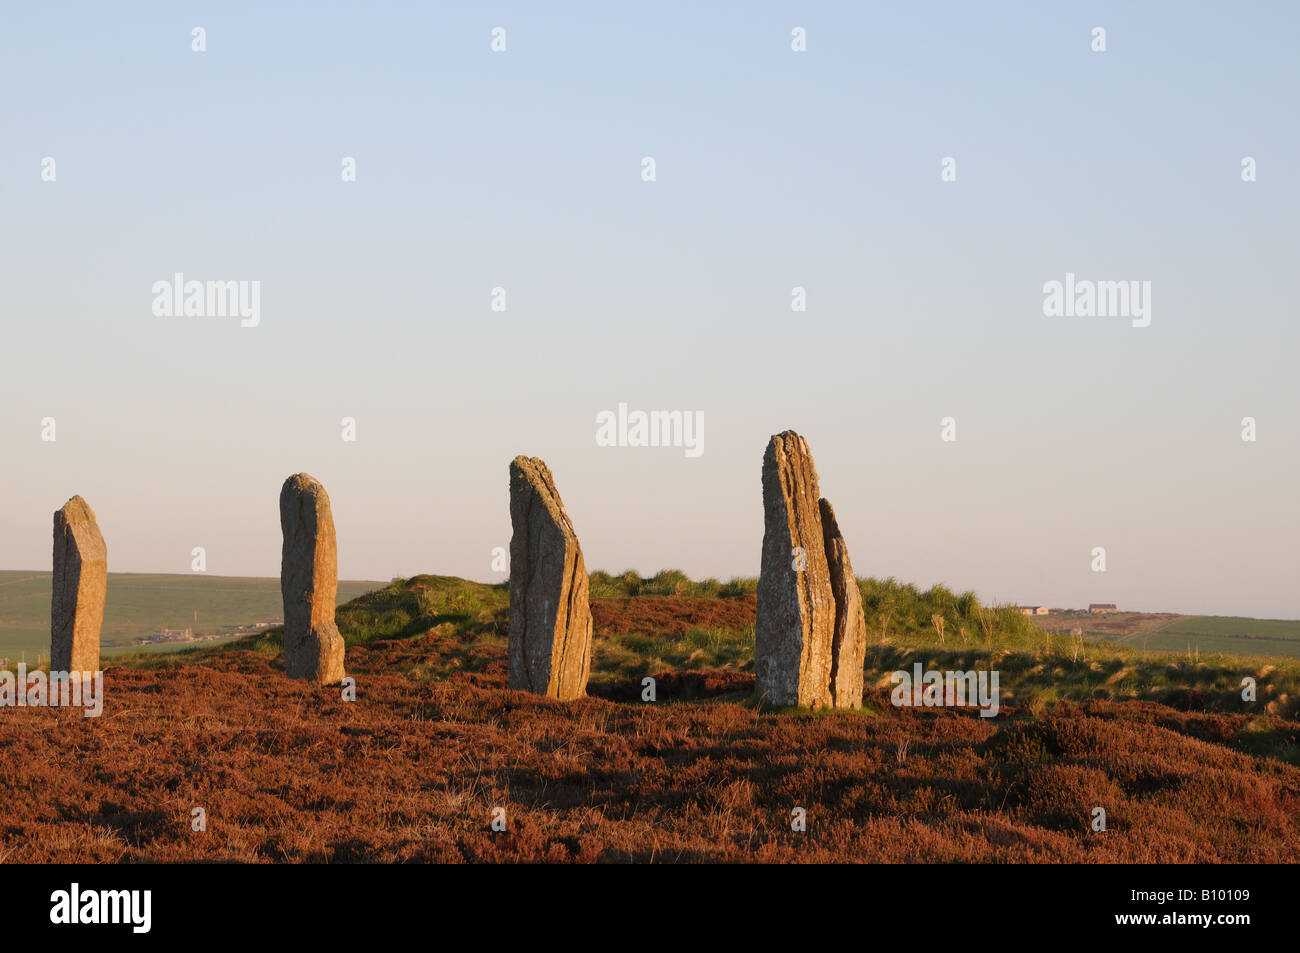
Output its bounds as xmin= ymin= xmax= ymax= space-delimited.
xmin=820 ymin=497 xmax=867 ymax=709
xmin=280 ymin=473 xmax=346 ymax=684
xmin=755 ymin=431 xmax=865 ymax=709
xmin=508 ymin=456 xmax=592 ymax=700
xmin=51 ymin=496 xmax=107 ymax=673
xmin=755 ymin=432 xmax=836 ymax=707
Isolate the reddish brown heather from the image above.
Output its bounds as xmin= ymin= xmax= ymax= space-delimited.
xmin=590 ymin=595 xmax=756 ymax=635
xmin=0 ymin=626 xmax=1295 ymax=863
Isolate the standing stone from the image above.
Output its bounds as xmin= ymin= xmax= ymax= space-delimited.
xmin=51 ymin=496 xmax=107 ymax=673
xmin=755 ymin=432 xmax=836 ymax=708
xmin=279 ymin=473 xmax=346 ymax=684
xmin=755 ymin=432 xmax=866 ymax=709
xmin=507 ymin=456 xmax=592 ymax=700
xmin=820 ymin=498 xmax=866 ymax=709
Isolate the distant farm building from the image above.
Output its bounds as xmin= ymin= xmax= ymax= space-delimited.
xmin=1088 ymin=603 xmax=1118 ymax=614
xmin=1019 ymin=606 xmax=1049 ymax=616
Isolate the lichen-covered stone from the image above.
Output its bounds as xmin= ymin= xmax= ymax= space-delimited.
xmin=507 ymin=456 xmax=592 ymax=700
xmin=755 ymin=432 xmax=835 ymax=708
xmin=820 ymin=497 xmax=866 ymax=709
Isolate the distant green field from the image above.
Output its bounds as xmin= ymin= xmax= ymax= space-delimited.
xmin=1142 ymin=616 xmax=1300 ymax=658
xmin=0 ymin=571 xmax=384 ymax=662
xmin=1038 ymin=610 xmax=1300 ymax=660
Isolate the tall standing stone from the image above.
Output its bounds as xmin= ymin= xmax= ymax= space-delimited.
xmin=507 ymin=456 xmax=592 ymax=700
xmin=51 ymin=496 xmax=107 ymax=672
xmin=755 ymin=432 xmax=836 ymax=708
xmin=279 ymin=473 xmax=346 ymax=684
xmin=755 ymin=432 xmax=866 ymax=709
xmin=820 ymin=498 xmax=866 ymax=709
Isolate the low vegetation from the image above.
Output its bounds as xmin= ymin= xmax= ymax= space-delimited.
xmin=0 ymin=571 xmax=1295 ymax=862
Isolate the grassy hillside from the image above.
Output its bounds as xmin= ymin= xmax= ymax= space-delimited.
xmin=0 ymin=571 xmax=384 ymax=661
xmin=178 ymin=571 xmax=1299 ymax=738
xmin=2 ymin=570 xmax=1295 ymax=862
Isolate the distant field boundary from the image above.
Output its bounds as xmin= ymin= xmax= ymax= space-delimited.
xmin=1032 ymin=610 xmax=1300 ymax=659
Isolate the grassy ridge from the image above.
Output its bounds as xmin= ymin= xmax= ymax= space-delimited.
xmin=23 ymin=568 xmax=1300 ymax=740
xmin=181 ymin=572 xmax=1299 ymax=754
xmin=591 ymin=570 xmax=1038 ymax=641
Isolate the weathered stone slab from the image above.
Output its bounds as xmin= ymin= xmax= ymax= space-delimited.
xmin=755 ymin=431 xmax=835 ymax=708
xmin=279 ymin=473 xmax=346 ymax=684
xmin=507 ymin=456 xmax=592 ymax=700
xmin=51 ymin=496 xmax=107 ymax=673
xmin=820 ymin=497 xmax=866 ymax=709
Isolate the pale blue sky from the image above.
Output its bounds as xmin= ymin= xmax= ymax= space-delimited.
xmin=2 ymin=2 xmax=1297 ymax=616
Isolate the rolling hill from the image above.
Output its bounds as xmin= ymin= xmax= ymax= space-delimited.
xmin=1032 ymin=610 xmax=1300 ymax=659
xmin=0 ymin=571 xmax=385 ymax=661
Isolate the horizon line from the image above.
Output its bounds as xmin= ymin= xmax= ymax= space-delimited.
xmin=0 ymin=567 xmax=1293 ymax=623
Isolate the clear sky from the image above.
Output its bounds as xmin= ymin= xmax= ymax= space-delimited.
xmin=2 ymin=2 xmax=1297 ymax=617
